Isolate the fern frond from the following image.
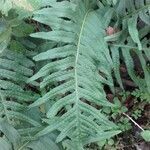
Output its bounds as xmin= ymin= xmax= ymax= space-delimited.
xmin=0 ymin=49 xmax=40 ymax=126
xmin=110 ymin=37 xmax=150 ymax=92
xmin=104 ymin=0 xmax=150 ymax=92
xmin=29 ymin=0 xmax=120 ymax=147
xmin=115 ymin=0 xmax=150 ymax=50
xmin=116 ymin=0 xmax=150 ymax=22
xmin=0 ymin=121 xmax=62 ymax=150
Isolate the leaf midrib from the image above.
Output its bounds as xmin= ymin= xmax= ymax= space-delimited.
xmin=74 ymin=9 xmax=91 ymax=138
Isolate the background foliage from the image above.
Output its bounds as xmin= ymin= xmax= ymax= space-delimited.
xmin=0 ymin=0 xmax=149 ymax=150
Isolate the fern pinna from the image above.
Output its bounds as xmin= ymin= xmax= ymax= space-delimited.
xmin=29 ymin=0 xmax=121 ymax=148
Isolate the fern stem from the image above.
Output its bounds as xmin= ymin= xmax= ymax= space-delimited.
xmin=123 ymin=113 xmax=144 ymax=131
xmin=109 ymin=43 xmax=149 ymax=51
xmin=75 ymin=9 xmax=90 ymax=141
xmin=18 ymin=141 xmax=30 ymax=150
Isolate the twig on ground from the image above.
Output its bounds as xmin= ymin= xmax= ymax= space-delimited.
xmin=123 ymin=112 xmax=144 ymax=131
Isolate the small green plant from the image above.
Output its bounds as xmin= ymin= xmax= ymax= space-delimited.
xmin=132 ymin=89 xmax=150 ymax=103
xmin=141 ymin=130 xmax=150 ymax=142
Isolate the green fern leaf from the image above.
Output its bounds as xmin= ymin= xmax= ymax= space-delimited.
xmin=29 ymin=0 xmax=120 ymax=147
xmin=128 ymin=15 xmax=142 ymax=50
xmin=0 ymin=121 xmax=21 ymax=149
xmin=0 ymin=49 xmax=40 ymax=126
